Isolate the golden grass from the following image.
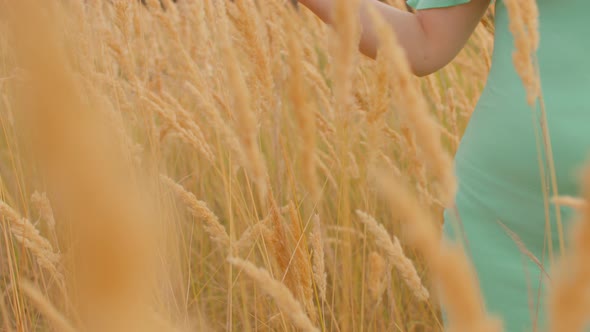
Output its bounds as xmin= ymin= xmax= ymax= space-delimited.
xmin=355 ymin=210 xmax=428 ymax=302
xmin=1 ymin=0 xmax=585 ymax=331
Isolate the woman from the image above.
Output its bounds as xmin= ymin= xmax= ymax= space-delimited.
xmin=298 ymin=0 xmax=590 ymax=330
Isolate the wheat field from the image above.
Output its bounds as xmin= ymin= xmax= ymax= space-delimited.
xmin=0 ymin=0 xmax=586 ymax=331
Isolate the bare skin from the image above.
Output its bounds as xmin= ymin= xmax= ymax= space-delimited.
xmin=298 ymin=0 xmax=490 ymax=76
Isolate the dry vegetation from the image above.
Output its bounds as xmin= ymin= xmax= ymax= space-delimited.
xmin=0 ymin=0 xmax=587 ymax=331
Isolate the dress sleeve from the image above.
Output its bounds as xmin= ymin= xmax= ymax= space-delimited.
xmin=406 ymin=0 xmax=471 ymax=10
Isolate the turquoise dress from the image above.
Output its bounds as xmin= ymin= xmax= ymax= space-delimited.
xmin=407 ymin=0 xmax=590 ymax=331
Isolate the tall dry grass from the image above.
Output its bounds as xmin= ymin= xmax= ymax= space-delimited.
xmin=1 ymin=0 xmax=582 ymax=331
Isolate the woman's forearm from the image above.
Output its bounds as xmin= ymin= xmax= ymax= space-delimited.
xmin=298 ymin=0 xmax=335 ymax=24
xmin=299 ymin=0 xmax=431 ymax=74
xmin=298 ymin=0 xmax=489 ymax=76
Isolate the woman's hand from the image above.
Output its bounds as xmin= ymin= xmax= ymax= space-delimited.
xmin=298 ymin=0 xmax=490 ymax=76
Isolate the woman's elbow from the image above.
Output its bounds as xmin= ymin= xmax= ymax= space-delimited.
xmin=412 ymin=65 xmax=438 ymax=77
xmin=410 ymin=51 xmax=446 ymax=77
xmin=412 ymin=46 xmax=462 ymax=76
xmin=359 ymin=41 xmax=448 ymax=77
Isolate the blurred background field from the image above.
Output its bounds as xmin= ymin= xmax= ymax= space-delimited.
xmin=0 ymin=1 xmax=494 ymax=331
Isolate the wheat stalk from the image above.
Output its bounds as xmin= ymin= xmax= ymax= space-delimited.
xmin=228 ymin=257 xmax=319 ymax=332
xmin=366 ymin=5 xmax=456 ymax=206
xmin=19 ymin=280 xmax=76 ymax=332
xmin=160 ymin=175 xmax=230 ymax=249
xmin=548 ymin=166 xmax=590 ymax=332
xmin=367 ymin=251 xmax=387 ymax=302
xmin=372 ymin=170 xmax=502 ymax=331
xmin=0 ymin=201 xmax=62 ymax=282
xmin=355 ymin=210 xmax=429 ymax=301
xmin=309 ymin=214 xmax=327 ymax=302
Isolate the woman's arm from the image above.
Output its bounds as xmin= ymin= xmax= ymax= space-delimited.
xmin=298 ymin=0 xmax=490 ymax=76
